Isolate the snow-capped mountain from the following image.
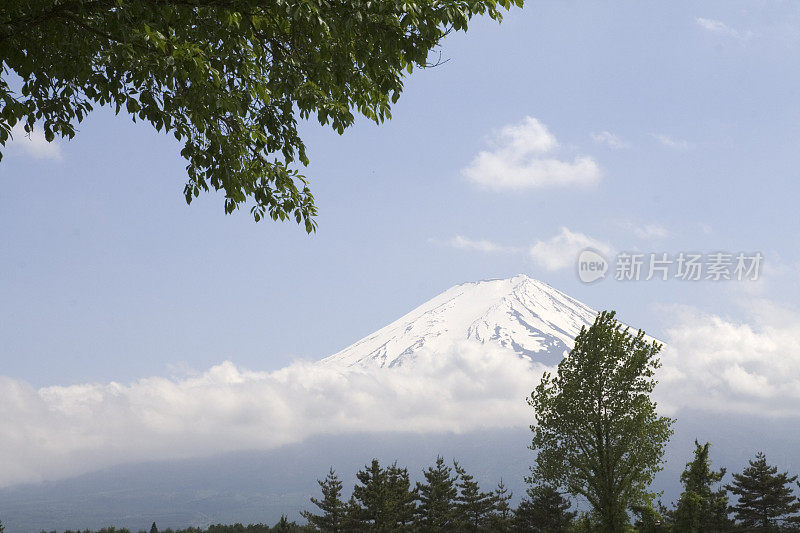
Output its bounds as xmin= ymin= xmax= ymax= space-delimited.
xmin=320 ymin=274 xmax=600 ymax=368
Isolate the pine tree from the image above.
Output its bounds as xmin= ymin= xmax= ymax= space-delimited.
xmin=301 ymin=468 xmax=347 ymax=532
xmin=350 ymin=459 xmax=416 ymax=530
xmin=149 ymin=523 xmax=159 ymax=533
xmin=453 ymin=462 xmax=496 ymax=531
xmin=726 ymin=452 xmax=800 ymax=530
xmin=414 ymin=456 xmax=458 ymax=532
xmin=352 ymin=459 xmax=389 ymax=529
xmin=669 ymin=441 xmax=732 ymax=533
xmin=514 ymin=483 xmax=575 ymax=532
xmin=385 ymin=462 xmax=417 ymax=530
xmin=342 ymin=495 xmax=364 ymax=531
xmin=489 ymin=480 xmax=514 ymax=532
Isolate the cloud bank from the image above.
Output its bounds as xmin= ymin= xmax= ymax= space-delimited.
xmin=3 ymin=302 xmax=799 ymax=489
xmin=462 ymin=117 xmax=601 ymax=190
xmin=0 ymin=344 xmax=548 ymax=488
xmin=657 ymin=302 xmax=800 ymax=417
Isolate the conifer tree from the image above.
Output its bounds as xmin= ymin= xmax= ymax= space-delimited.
xmin=150 ymin=523 xmax=159 ymax=533
xmin=726 ymin=452 xmax=800 ymax=530
xmin=350 ymin=459 xmax=416 ymax=530
xmin=301 ymin=468 xmax=347 ymax=532
xmin=342 ymin=496 xmax=363 ymax=531
xmin=489 ymin=480 xmax=514 ymax=532
xmin=453 ymin=462 xmax=496 ymax=531
xmin=414 ymin=456 xmax=458 ymax=532
xmin=385 ymin=462 xmax=417 ymax=530
xmin=514 ymin=483 xmax=575 ymax=532
xmin=669 ymin=441 xmax=732 ymax=532
xmin=352 ymin=459 xmax=389 ymax=529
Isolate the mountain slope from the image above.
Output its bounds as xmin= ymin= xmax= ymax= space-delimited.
xmin=320 ymin=275 xmax=599 ymax=368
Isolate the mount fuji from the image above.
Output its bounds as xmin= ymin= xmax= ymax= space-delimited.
xmin=321 ymin=274 xmax=600 ymax=368
xmin=4 ymin=275 xmax=796 ymax=533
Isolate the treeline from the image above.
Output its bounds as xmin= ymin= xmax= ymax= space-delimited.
xmin=25 ymin=522 xmax=305 ymax=533
xmin=301 ymin=457 xmax=516 ymax=531
xmin=297 ymin=445 xmax=800 ymax=532
xmin=16 ymin=441 xmax=800 ymax=533
xmin=653 ymin=444 xmax=800 ymax=533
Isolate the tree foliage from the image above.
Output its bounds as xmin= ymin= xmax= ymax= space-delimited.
xmin=350 ymin=459 xmax=416 ymax=530
xmin=514 ymin=483 xmax=575 ymax=533
xmin=0 ymin=0 xmax=521 ymax=227
xmin=528 ymin=310 xmax=675 ymax=533
xmin=303 ymin=456 xmax=513 ymax=532
xmin=726 ymin=452 xmax=800 ymax=530
xmin=667 ymin=441 xmax=732 ymax=533
xmin=630 ymin=502 xmax=662 ymax=533
xmin=489 ymin=479 xmax=514 ymax=532
xmin=383 ymin=461 xmax=417 ymax=530
xmin=58 ymin=522 xmax=306 ymax=533
xmin=453 ymin=461 xmax=496 ymax=531
xmin=414 ymin=456 xmax=458 ymax=531
xmin=301 ymin=468 xmax=346 ymax=532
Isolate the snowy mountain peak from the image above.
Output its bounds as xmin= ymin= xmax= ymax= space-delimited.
xmin=320 ymin=275 xmax=599 ymax=368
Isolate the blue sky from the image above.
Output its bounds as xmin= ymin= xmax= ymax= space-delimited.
xmin=2 ymin=0 xmax=800 ymax=389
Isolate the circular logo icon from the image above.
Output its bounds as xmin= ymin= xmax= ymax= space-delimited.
xmin=577 ymin=248 xmax=608 ymax=283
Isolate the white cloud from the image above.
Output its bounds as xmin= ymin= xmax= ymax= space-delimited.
xmin=529 ymin=227 xmax=613 ymax=271
xmin=623 ymin=222 xmax=670 ymax=240
xmin=7 ymin=124 xmax=62 ymax=160
xmin=696 ymin=18 xmax=753 ymax=40
xmin=656 ymin=301 xmax=800 ymax=417
xmin=447 ymin=235 xmax=520 ymax=254
xmin=591 ymin=131 xmax=630 ymax=149
xmin=651 ymin=133 xmax=693 ymax=150
xmin=0 ymin=344 xmax=551 ymax=488
xmin=462 ymin=117 xmax=601 ymax=190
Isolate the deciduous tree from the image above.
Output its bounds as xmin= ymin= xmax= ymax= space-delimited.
xmin=0 ymin=0 xmax=521 ymax=226
xmin=528 ymin=311 xmax=674 ymax=533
